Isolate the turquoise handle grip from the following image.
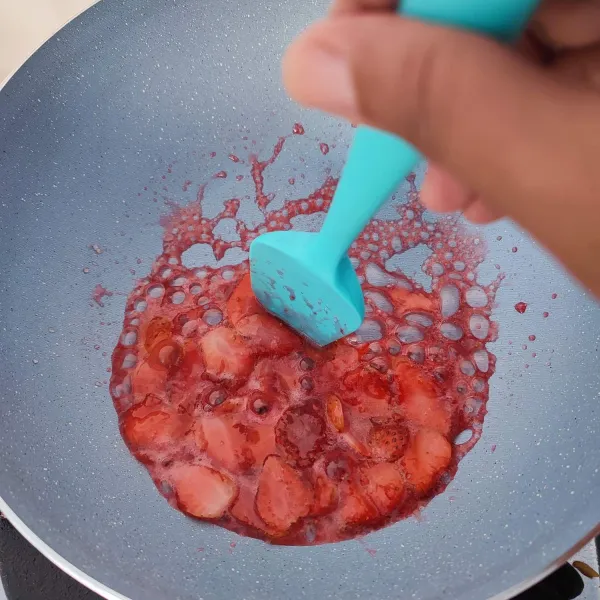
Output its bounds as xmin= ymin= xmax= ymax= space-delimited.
xmin=317 ymin=0 xmax=540 ymax=263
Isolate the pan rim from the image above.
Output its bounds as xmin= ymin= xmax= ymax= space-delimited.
xmin=1 ymin=491 xmax=598 ymax=600
xmin=0 ymin=2 xmax=598 ymax=600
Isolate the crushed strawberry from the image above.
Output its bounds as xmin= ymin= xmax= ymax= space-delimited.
xmin=256 ymin=455 xmax=313 ymax=533
xmin=388 ymin=287 xmax=435 ymax=316
xmin=362 ymin=462 xmax=405 ymax=516
xmin=395 ymin=359 xmax=451 ymax=435
xmin=202 ymin=414 xmax=275 ymax=473
xmin=367 ymin=419 xmax=409 ymax=462
xmin=200 ymin=327 xmax=255 ymax=381
xmin=226 ymin=273 xmax=262 ymax=326
xmin=170 ymin=464 xmax=237 ymax=519
xmin=310 ymin=475 xmax=338 ymax=516
xmin=236 ymin=313 xmax=302 ymax=355
xmin=402 ymin=428 xmax=452 ymax=494
xmin=339 ymin=485 xmax=379 ymax=529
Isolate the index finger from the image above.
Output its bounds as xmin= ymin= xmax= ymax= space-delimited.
xmin=330 ymin=0 xmax=396 ymax=16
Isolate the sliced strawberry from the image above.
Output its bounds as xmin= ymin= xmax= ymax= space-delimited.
xmin=200 ymin=327 xmax=255 ymax=381
xmin=310 ymin=475 xmax=338 ymax=516
xmin=236 ymin=313 xmax=302 ymax=355
xmin=388 ymin=287 xmax=434 ymax=316
xmin=326 ymin=395 xmax=345 ymax=432
xmin=147 ymin=339 xmax=183 ymax=373
xmin=226 ymin=273 xmax=262 ymax=326
xmin=121 ymin=398 xmax=191 ymax=454
xmin=170 ymin=464 xmax=237 ymax=519
xmin=275 ymin=404 xmax=327 ymax=467
xmin=343 ymin=368 xmax=391 ymax=416
xmin=339 ymin=485 xmax=379 ymax=529
xmin=401 ymin=428 xmax=452 ymax=494
xmin=323 ymin=345 xmax=359 ymax=380
xmin=256 ymin=455 xmax=313 ymax=534
xmin=143 ymin=316 xmax=173 ymax=352
xmin=362 ymin=462 xmax=405 ymax=516
xmin=395 ymin=359 xmax=451 ymax=435
xmin=368 ymin=420 xmax=410 ymax=462
xmin=190 ymin=421 xmax=207 ymax=452
xmin=202 ymin=414 xmax=275 ymax=473
xmin=131 ymin=360 xmax=167 ymax=400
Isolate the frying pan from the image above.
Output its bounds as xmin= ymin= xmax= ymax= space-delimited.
xmin=0 ymin=1 xmax=598 ymax=599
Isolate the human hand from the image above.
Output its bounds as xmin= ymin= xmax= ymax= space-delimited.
xmin=283 ymin=0 xmax=600 ymax=296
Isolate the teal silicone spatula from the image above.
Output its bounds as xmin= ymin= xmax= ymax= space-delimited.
xmin=250 ymin=0 xmax=540 ymax=347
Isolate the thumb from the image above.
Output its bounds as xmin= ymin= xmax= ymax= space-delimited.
xmin=282 ymin=15 xmax=593 ymax=214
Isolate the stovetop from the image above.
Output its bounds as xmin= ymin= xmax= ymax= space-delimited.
xmin=0 ymin=518 xmax=597 ymax=600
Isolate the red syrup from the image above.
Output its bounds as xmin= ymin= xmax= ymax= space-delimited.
xmin=110 ymin=126 xmax=502 ymax=545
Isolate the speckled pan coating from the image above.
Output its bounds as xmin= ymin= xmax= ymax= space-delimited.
xmin=0 ymin=1 xmax=598 ymax=599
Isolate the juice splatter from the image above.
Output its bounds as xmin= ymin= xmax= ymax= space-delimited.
xmin=110 ymin=128 xmax=501 ymax=546
xmin=515 ymin=302 xmax=528 ymax=314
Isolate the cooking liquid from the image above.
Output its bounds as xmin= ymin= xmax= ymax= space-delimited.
xmin=110 ymin=128 xmax=501 ymax=545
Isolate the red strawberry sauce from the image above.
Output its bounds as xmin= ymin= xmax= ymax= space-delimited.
xmin=110 ymin=126 xmax=502 ymax=545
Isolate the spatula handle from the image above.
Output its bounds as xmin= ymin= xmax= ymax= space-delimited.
xmin=317 ymin=0 xmax=540 ymax=261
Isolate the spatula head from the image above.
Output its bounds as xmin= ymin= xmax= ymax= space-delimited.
xmin=249 ymin=231 xmax=365 ymax=346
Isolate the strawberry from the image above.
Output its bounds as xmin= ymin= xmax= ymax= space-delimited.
xmin=275 ymin=404 xmax=327 ymax=467
xmin=343 ymin=368 xmax=391 ymax=416
xmin=326 ymin=395 xmax=345 ymax=432
xmin=401 ymin=428 xmax=452 ymax=494
xmin=388 ymin=287 xmax=434 ymax=316
xmin=310 ymin=475 xmax=338 ymax=516
xmin=256 ymin=455 xmax=313 ymax=533
xmin=235 ymin=313 xmax=302 ymax=355
xmin=200 ymin=327 xmax=255 ymax=381
xmin=362 ymin=462 xmax=405 ymax=516
xmin=339 ymin=485 xmax=379 ymax=529
xmin=143 ymin=316 xmax=173 ymax=352
xmin=367 ymin=420 xmax=409 ymax=462
xmin=395 ymin=359 xmax=451 ymax=436
xmin=170 ymin=464 xmax=237 ymax=519
xmin=226 ymin=273 xmax=262 ymax=326
xmin=131 ymin=360 xmax=167 ymax=401
xmin=121 ymin=398 xmax=191 ymax=455
xmin=202 ymin=414 xmax=275 ymax=473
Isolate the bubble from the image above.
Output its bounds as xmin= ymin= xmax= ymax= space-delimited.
xmin=441 ymin=285 xmax=460 ymax=318
xmin=160 ymin=268 xmax=173 ymax=279
xmin=453 ymin=261 xmax=466 ymax=272
xmin=170 ymin=291 xmax=186 ymax=305
xmin=407 ymin=345 xmax=425 ymax=363
xmin=466 ymin=286 xmax=488 ymax=308
xmin=134 ymin=299 xmax=148 ymax=312
xmin=122 ymin=354 xmax=137 ymax=369
xmin=222 ymin=270 xmax=235 ymax=281
xmin=190 ymin=285 xmax=202 ymax=295
xmin=182 ymin=320 xmax=199 ymax=337
xmin=454 ymin=429 xmax=473 ymax=445
xmin=405 ymin=313 xmax=433 ymax=327
xmin=431 ymin=263 xmax=444 ymax=276
xmin=171 ymin=277 xmax=187 ymax=287
xmin=396 ymin=325 xmax=424 ymax=344
xmin=203 ymin=309 xmax=223 ymax=326
xmin=469 ymin=315 xmax=490 ymax=340
xmin=366 ymin=263 xmax=400 ymax=287
xmin=473 ymin=350 xmax=489 ymax=372
xmin=121 ymin=330 xmax=137 ymax=346
xmin=354 ymin=319 xmax=383 ymax=343
xmin=365 ymin=291 xmax=393 ymax=314
xmin=147 ymin=284 xmax=164 ymax=299
xmin=472 ymin=378 xmax=486 ymax=393
xmin=465 ymin=397 xmax=483 ymax=415
xmin=460 ymin=360 xmax=476 ymax=376
xmin=197 ymin=296 xmax=210 ymax=306
xmin=441 ymin=323 xmax=463 ymax=341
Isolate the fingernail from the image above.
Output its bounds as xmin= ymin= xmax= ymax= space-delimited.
xmin=286 ymin=43 xmax=358 ymax=120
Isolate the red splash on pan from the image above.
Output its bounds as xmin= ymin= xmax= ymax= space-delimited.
xmin=110 ymin=130 xmax=501 ymax=546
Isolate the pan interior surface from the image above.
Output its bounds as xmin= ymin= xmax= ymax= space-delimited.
xmin=0 ymin=1 xmax=599 ymax=599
